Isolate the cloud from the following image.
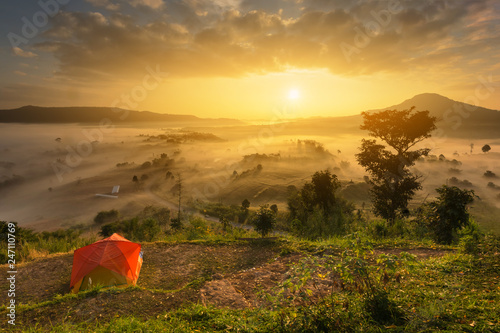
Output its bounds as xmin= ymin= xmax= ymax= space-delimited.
xmin=131 ymin=0 xmax=164 ymax=9
xmin=13 ymin=71 xmax=27 ymax=76
xmin=31 ymin=0 xmax=500 ymax=81
xmin=86 ymin=0 xmax=121 ymax=11
xmin=86 ymin=0 xmax=168 ymax=11
xmin=12 ymin=47 xmax=38 ymax=58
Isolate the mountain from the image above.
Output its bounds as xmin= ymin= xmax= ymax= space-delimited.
xmin=377 ymin=93 xmax=500 ymax=139
xmin=371 ymin=93 xmax=457 ymax=117
xmin=0 ymin=105 xmax=243 ymax=126
xmin=286 ymin=93 xmax=500 ymax=139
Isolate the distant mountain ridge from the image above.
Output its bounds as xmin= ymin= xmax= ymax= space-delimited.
xmin=0 ymin=105 xmax=243 ymax=125
xmin=376 ymin=93 xmax=500 ymax=138
xmin=280 ymin=93 xmax=500 ymax=139
xmin=377 ymin=93 xmax=499 ymax=119
xmin=1 ymin=94 xmax=499 ymax=139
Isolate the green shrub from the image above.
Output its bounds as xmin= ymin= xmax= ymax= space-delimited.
xmin=0 ymin=222 xmax=94 ymax=263
xmin=139 ymin=218 xmax=161 ymax=242
xmin=93 ymin=209 xmax=120 ymax=224
xmin=186 ymin=217 xmax=209 ymax=240
xmin=287 ymin=171 xmax=355 ymax=240
xmin=426 ymin=185 xmax=476 ymax=244
xmin=369 ymin=220 xmax=388 ymax=239
xmin=253 ymin=205 xmax=276 ymax=237
xmin=458 ymin=221 xmax=483 ymax=254
xmin=100 ymin=217 xmax=162 ymax=242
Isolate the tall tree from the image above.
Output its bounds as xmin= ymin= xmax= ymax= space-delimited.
xmin=287 ymin=170 xmax=353 ymax=239
xmin=356 ymin=107 xmax=436 ymax=223
xmin=310 ymin=170 xmax=341 ymax=212
xmin=288 ymin=170 xmax=341 ymax=217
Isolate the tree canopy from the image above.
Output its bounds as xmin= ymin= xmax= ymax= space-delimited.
xmin=287 ymin=170 xmax=354 ymax=239
xmin=356 ymin=107 xmax=436 ymax=222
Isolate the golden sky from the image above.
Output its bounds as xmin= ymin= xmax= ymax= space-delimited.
xmin=1 ymin=0 xmax=499 ymax=119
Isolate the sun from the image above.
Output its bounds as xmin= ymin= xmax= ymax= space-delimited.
xmin=288 ymin=88 xmax=300 ymax=100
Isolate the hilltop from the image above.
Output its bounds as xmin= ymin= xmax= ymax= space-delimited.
xmin=1 ymin=235 xmax=499 ymax=332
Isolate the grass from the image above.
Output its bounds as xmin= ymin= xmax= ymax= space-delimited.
xmin=470 ymin=200 xmax=500 ymax=235
xmin=0 ymin=223 xmax=97 ymax=264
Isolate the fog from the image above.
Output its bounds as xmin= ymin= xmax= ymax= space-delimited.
xmin=0 ymin=122 xmax=499 ymax=232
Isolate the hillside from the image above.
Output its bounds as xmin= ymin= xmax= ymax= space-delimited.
xmin=1 ymin=236 xmax=499 ymax=332
xmin=0 ymin=105 xmax=243 ymax=126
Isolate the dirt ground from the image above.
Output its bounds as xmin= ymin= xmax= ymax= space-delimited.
xmin=199 ymin=247 xmax=454 ymax=310
xmin=0 ymin=240 xmax=452 ymax=330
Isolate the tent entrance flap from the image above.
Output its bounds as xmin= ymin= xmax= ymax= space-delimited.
xmin=78 ymin=265 xmax=131 ymax=291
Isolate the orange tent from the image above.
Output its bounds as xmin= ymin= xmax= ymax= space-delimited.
xmin=70 ymin=233 xmax=143 ymax=293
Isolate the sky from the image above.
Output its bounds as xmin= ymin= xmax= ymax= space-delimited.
xmin=0 ymin=0 xmax=499 ymax=119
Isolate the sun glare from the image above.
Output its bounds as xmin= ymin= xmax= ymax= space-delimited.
xmin=288 ymin=88 xmax=300 ymax=100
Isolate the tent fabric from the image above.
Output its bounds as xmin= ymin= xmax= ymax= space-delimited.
xmin=70 ymin=233 xmax=142 ymax=293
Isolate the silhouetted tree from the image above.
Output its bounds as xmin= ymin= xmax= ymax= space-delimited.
xmin=270 ymin=204 xmax=278 ymax=215
xmin=482 ymin=144 xmax=491 ymax=153
xmin=427 ymin=185 xmax=475 ymax=244
xmin=253 ymin=205 xmax=276 ymax=237
xmin=241 ymin=199 xmax=250 ymax=211
xmin=310 ymin=170 xmax=341 ymax=212
xmin=288 ymin=170 xmax=342 ymax=217
xmin=356 ymin=107 xmax=436 ymax=223
xmin=484 ymin=170 xmax=497 ymax=178
xmin=287 ymin=170 xmax=354 ymax=239
xmin=132 ymin=175 xmax=138 ymax=182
